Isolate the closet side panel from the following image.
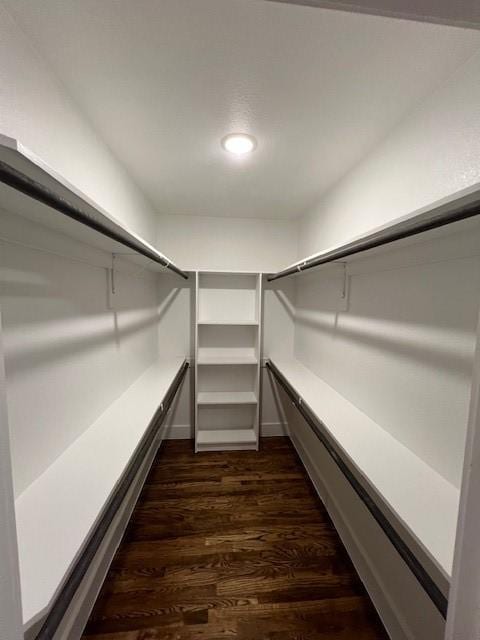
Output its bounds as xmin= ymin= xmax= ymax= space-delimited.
xmin=0 ymin=213 xmax=159 ymax=497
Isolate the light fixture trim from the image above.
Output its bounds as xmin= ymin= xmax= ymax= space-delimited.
xmin=221 ymin=133 xmax=257 ymax=155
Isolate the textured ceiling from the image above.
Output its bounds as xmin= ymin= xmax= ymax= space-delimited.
xmin=4 ymin=0 xmax=480 ymax=219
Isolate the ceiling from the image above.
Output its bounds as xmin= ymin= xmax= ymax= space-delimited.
xmin=4 ymin=0 xmax=480 ymax=219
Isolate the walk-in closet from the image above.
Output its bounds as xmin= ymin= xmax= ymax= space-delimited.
xmin=1 ymin=2 xmax=480 ymax=640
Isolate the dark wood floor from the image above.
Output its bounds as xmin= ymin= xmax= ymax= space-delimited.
xmin=82 ymin=437 xmax=388 ymax=640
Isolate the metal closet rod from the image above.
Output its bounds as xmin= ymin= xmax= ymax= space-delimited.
xmin=265 ymin=359 xmax=448 ymax=619
xmin=267 ymin=197 xmax=480 ymax=282
xmin=0 ymin=160 xmax=189 ymax=280
xmin=34 ymin=360 xmax=189 ymax=640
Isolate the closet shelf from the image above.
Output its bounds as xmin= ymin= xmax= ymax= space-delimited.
xmin=197 ymin=428 xmax=257 ymax=448
xmin=268 ymin=357 xmax=459 ymax=590
xmin=14 ymin=357 xmax=186 ymax=631
xmin=197 ymin=355 xmax=258 ymax=365
xmin=0 ymin=135 xmax=188 ymax=279
xmin=197 ymin=391 xmax=257 ymax=405
xmin=268 ymin=185 xmax=480 ymax=282
xmin=197 ymin=320 xmax=259 ymax=326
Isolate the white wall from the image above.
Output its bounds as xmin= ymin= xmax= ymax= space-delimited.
xmin=157 ymin=214 xmax=298 ymax=273
xmin=0 ymin=2 xmax=157 ymax=244
xmin=293 ymin=226 xmax=480 ymax=488
xmin=298 ymin=48 xmax=480 ymax=258
xmin=0 ymin=210 xmax=160 ymax=497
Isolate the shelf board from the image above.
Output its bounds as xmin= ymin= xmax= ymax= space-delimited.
xmin=197 ymin=391 xmax=257 ymax=405
xmin=197 ymin=428 xmax=257 ymax=445
xmin=198 ymin=320 xmax=259 ymax=326
xmin=197 ymin=355 xmax=258 ymax=365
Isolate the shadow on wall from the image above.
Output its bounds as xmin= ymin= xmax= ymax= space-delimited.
xmin=295 ymin=259 xmax=478 ymax=380
xmin=1 ymin=251 xmax=191 ymax=379
xmin=273 ymin=288 xmax=296 ymax=321
xmin=2 ymin=268 xmax=162 ymax=376
xmin=261 ymin=276 xmax=297 ymax=361
xmin=8 ymin=311 xmax=160 ymax=375
xmin=295 ymin=310 xmax=472 ymax=378
xmin=263 ymin=277 xmax=297 ymax=320
xmin=157 ymin=271 xmax=194 ymax=358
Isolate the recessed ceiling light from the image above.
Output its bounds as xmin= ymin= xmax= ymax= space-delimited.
xmin=221 ymin=133 xmax=257 ymax=156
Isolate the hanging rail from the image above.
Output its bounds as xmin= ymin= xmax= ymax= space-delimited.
xmin=0 ymin=155 xmax=188 ymax=280
xmin=267 ymin=190 xmax=480 ymax=282
xmin=33 ymin=360 xmax=189 ymax=640
xmin=266 ymin=359 xmax=448 ymax=618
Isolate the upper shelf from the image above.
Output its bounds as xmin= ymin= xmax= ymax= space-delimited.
xmin=0 ymin=135 xmax=188 ymax=279
xmin=268 ymin=183 xmax=480 ymax=282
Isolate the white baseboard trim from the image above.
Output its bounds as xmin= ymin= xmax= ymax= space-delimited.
xmin=260 ymin=421 xmax=288 ymax=437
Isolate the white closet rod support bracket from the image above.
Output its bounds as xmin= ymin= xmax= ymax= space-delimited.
xmin=339 ymin=262 xmax=350 ymax=311
xmin=107 ymin=254 xmax=117 ymax=310
xmin=111 ymin=254 xmax=116 ymax=295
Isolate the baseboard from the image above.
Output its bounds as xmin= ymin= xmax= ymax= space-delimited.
xmin=260 ymin=421 xmax=288 ymax=436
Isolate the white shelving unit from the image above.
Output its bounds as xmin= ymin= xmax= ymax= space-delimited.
xmin=195 ymin=271 xmax=262 ymax=451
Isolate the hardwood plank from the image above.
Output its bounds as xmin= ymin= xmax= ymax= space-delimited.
xmin=141 ymin=480 xmax=313 ymax=501
xmin=82 ymin=438 xmax=388 ymax=639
